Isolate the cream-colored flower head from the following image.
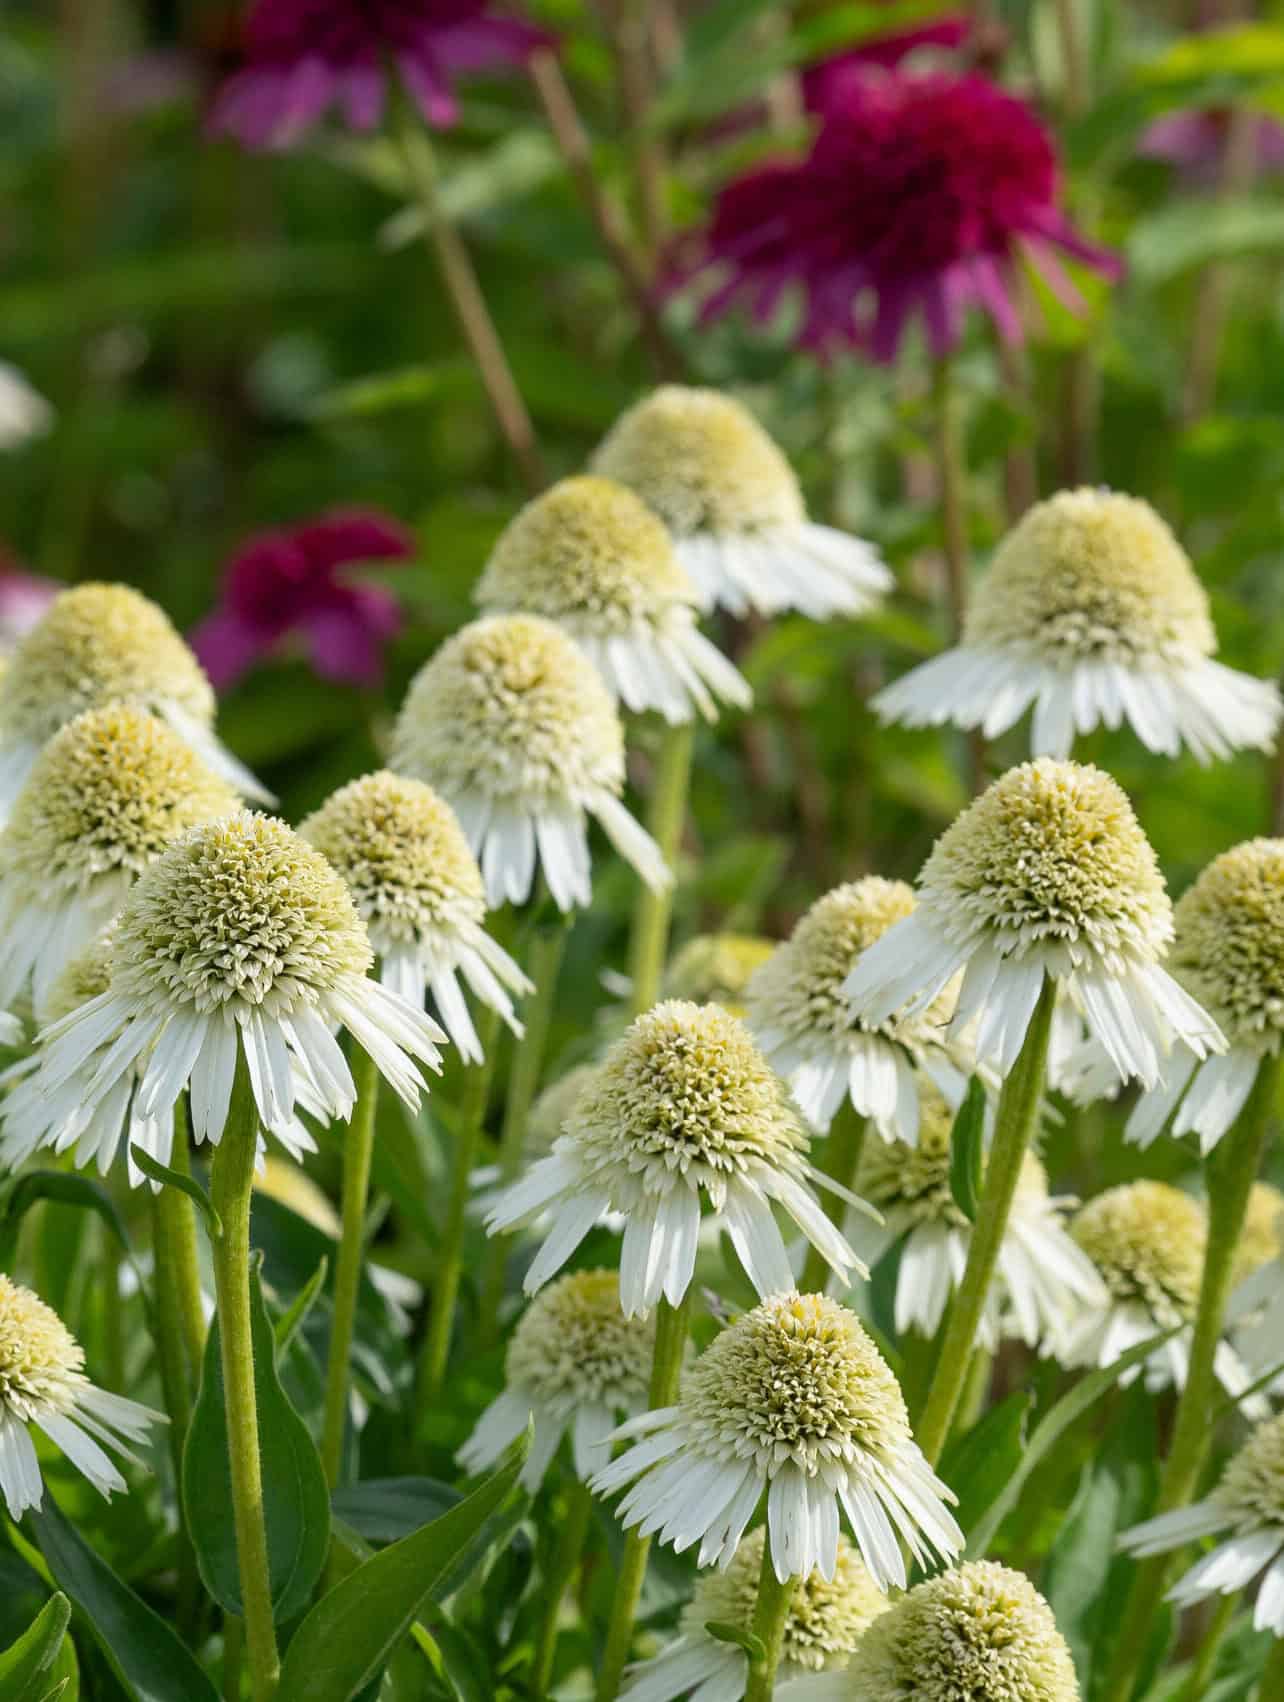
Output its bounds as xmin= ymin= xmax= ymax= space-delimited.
xmin=0 ymin=1272 xmax=161 ymax=1518
xmin=390 ymin=614 xmax=669 ymax=910
xmin=876 ymin=488 xmax=1281 ymax=763
xmin=0 ymin=704 xmax=239 ymax=1010
xmin=459 ymin=1269 xmax=656 ymax=1490
xmin=750 ymin=878 xmax=962 ymax=1140
xmin=474 ymin=476 xmax=750 ymax=724
xmin=859 ymin=1093 xmax=1041 ymax=1234
xmin=299 ymin=770 xmax=529 ymax=1063
xmin=845 ymin=760 xmax=1222 ymax=1087
xmin=1071 ymin=1181 xmax=1205 ymax=1327
xmin=592 ymin=387 xmax=890 ymax=619
xmin=1234 ymin=1182 xmax=1284 ymax=1285
xmin=664 ymin=933 xmax=775 ymax=1014
xmin=593 ymin=1292 xmax=962 ymax=1588
xmin=816 ymin=1561 xmax=1078 ymax=1702
xmin=528 ymin=1062 xmax=601 ymax=1154
xmin=488 ymin=1001 xmax=861 ymax=1315
xmin=0 ymin=582 xmax=271 ymax=815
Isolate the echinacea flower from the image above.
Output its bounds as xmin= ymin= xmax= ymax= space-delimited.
xmin=299 ymin=770 xmax=529 ymax=1063
xmin=17 ymin=814 xmax=445 ymax=1163
xmin=0 ymin=582 xmax=271 ymax=821
xmin=191 ymin=510 xmax=412 ymax=690
xmin=591 ymin=1291 xmax=962 ymax=1588
xmin=1234 ymin=1182 xmax=1284 ymax=1288
xmin=458 ymin=1269 xmax=655 ymax=1491
xmin=390 ymin=614 xmax=670 ymax=910
xmin=844 ymin=760 xmax=1223 ymax=1089
xmin=747 ymin=877 xmax=965 ymax=1141
xmin=0 ymin=558 xmax=55 ymax=655
xmin=0 ymin=1272 xmax=162 ymax=1519
xmin=208 ymin=0 xmax=547 ymax=149
xmin=622 ymin=1527 xmax=887 ymax=1702
xmin=781 ymin=1561 xmax=1078 ymax=1701
xmin=1126 ymin=841 xmax=1284 ymax=1152
xmin=473 ymin=475 xmax=751 ymax=724
xmin=592 ymin=388 xmax=890 ymax=619
xmin=1120 ymin=1410 xmax=1284 ymax=1635
xmin=665 ymin=933 xmax=775 ymax=1014
xmin=485 ymin=1001 xmax=864 ymax=1315
xmin=0 ymin=704 xmax=239 ymax=1013
xmin=683 ymin=70 xmax=1120 ymax=363
xmin=802 ymin=16 xmax=969 ymax=111
xmin=0 ymin=363 xmax=53 ymax=451
xmin=874 ymin=489 xmax=1281 ymax=763
xmin=1138 ymin=108 xmax=1284 ymax=187
xmin=848 ymin=1087 xmax=1104 ymax=1350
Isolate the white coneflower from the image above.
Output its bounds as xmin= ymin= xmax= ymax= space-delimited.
xmin=0 ymin=582 xmax=271 ymax=817
xmin=1062 ymin=1182 xmax=1256 ymax=1402
xmin=0 ymin=704 xmax=239 ymax=1013
xmin=780 ymin=1561 xmax=1078 ymax=1702
xmin=1230 ymin=1186 xmax=1284 ymax=1378
xmin=485 ymin=1001 xmax=863 ymax=1316
xmin=458 ymin=1269 xmax=654 ymax=1491
xmin=748 ymin=878 xmax=965 ymax=1142
xmin=622 ymin=1527 xmax=887 ymax=1702
xmin=591 ymin=387 xmax=891 ymax=620
xmin=874 ymin=488 xmax=1281 ymax=763
xmin=0 ymin=1272 xmax=162 ymax=1519
xmin=849 ymin=1089 xmax=1104 ymax=1351
xmin=665 ymin=933 xmax=775 ymax=1015
xmin=15 ymin=814 xmax=445 ymax=1164
xmin=1120 ymin=1410 xmax=1284 ymax=1635
xmin=0 ymin=362 xmax=53 ymax=450
xmin=390 ymin=614 xmax=669 ymax=911
xmin=592 ymin=1291 xmax=962 ymax=1588
xmin=474 ymin=475 xmax=751 ymax=724
xmin=298 ymin=770 xmax=530 ymax=1065
xmin=844 ymin=760 xmax=1223 ymax=1088
xmin=1126 ymin=840 xmax=1284 ymax=1152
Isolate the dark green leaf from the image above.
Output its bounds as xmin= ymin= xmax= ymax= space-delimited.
xmin=0 ymin=1592 xmax=69 ymax=1702
xmin=938 ymin=1391 xmax=1031 ymax=1539
xmin=127 ymin=1147 xmax=221 ymax=1239
xmin=704 ymin=1622 xmax=767 ymax=1662
xmin=948 ymin=1077 xmax=987 ymax=1224
xmin=275 ymin=1256 xmax=330 ymax=1355
xmin=330 ymin=1479 xmax=461 ymax=1546
xmin=0 ymin=1174 xmax=130 ymax=1272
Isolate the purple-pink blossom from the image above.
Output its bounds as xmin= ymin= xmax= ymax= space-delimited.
xmin=208 ymin=0 xmax=547 ymax=149
xmin=1138 ymin=107 xmax=1284 ymax=187
xmin=0 ymin=556 xmax=56 ymax=655
xmin=802 ymin=14 xmax=969 ymax=111
xmin=192 ymin=511 xmax=414 ymax=689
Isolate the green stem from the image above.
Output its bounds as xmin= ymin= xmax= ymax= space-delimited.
xmin=100 ymin=1219 xmax=125 ymax=1395
xmin=1259 ymin=1636 xmax=1284 ymax=1700
xmin=931 ymin=359 xmax=984 ymax=795
xmin=223 ymin=1616 xmax=244 ymax=1702
xmin=165 ymin=1099 xmax=209 ymax=1383
xmin=1176 ymin=1591 xmax=1237 ymax=1702
xmin=743 ymin=1531 xmax=799 ymax=1702
xmin=595 ymin=1292 xmax=692 ymax=1702
xmin=418 ymin=1008 xmax=503 ymax=1406
xmin=953 ymin=1347 xmax=993 ymax=1438
xmin=799 ymin=1104 xmax=866 ymax=1293
xmin=530 ymin=1481 xmax=594 ymax=1695
xmin=1101 ymin=1054 xmax=1279 ymax=1702
xmin=628 ymin=720 xmax=694 ymax=1017
xmin=209 ymin=1055 xmax=280 ymax=1702
xmin=915 ymin=978 xmax=1056 ymax=1466
xmin=321 ymin=1046 xmax=380 ymax=1488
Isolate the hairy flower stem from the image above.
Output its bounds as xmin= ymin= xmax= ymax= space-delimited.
xmin=629 ymin=720 xmax=694 ymax=1016
xmin=596 ymin=1291 xmax=693 ymax=1702
xmin=209 ymin=1056 xmax=280 ymax=1702
xmin=915 ymin=977 xmax=1056 ymax=1465
xmin=932 ymin=359 xmax=984 ymax=794
xmin=321 ymin=1045 xmax=380 ymax=1487
xmin=1101 ymin=1055 xmax=1279 ymax=1702
xmin=799 ymin=1105 xmax=866 ymax=1293
xmin=743 ymin=1532 xmax=799 ymax=1702
xmin=391 ymin=90 xmax=544 ymax=494
xmin=530 ymin=1481 xmax=594 ymax=1695
xmin=418 ymin=1007 xmax=502 ymax=1405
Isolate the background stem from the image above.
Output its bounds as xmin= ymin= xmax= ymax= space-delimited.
xmin=628 ymin=720 xmax=694 ymax=1016
xmin=932 ymin=359 xmax=984 ymax=794
xmin=320 ymin=1045 xmax=380 ymax=1487
xmin=530 ymin=1482 xmax=594 ymax=1695
xmin=743 ymin=1531 xmax=798 ymax=1702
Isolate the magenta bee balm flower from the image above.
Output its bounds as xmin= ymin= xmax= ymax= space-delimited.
xmin=209 ymin=0 xmax=547 ymax=149
xmin=687 ymin=70 xmax=1121 ymax=362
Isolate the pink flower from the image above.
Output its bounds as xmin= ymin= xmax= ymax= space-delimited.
xmin=802 ymin=14 xmax=969 ymax=110
xmin=209 ymin=0 xmax=548 ymax=149
xmin=0 ymin=556 xmax=56 ymax=655
xmin=682 ymin=70 xmax=1122 ymax=363
xmin=192 ymin=511 xmax=413 ymax=689
xmin=1138 ymin=107 xmax=1284 ymax=187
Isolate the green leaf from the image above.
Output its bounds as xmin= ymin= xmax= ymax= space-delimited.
xmin=0 ymin=1173 xmax=130 ymax=1271
xmin=330 ymin=1479 xmax=460 ymax=1546
xmin=25 ymin=1499 xmax=218 ymax=1702
xmin=948 ymin=1077 xmax=987 ymax=1225
xmin=183 ymin=1255 xmax=330 ymax=1622
xmin=938 ymin=1392 xmax=1032 ymax=1539
xmin=1128 ymin=199 xmax=1284 ymax=286
xmin=703 ymin=1622 xmax=767 ymax=1662
xmin=276 ymin=1448 xmax=527 ymax=1702
xmin=127 ymin=1147 xmax=221 ymax=1239
xmin=275 ymin=1255 xmax=330 ymax=1356
xmin=0 ymin=1593 xmax=69 ymax=1702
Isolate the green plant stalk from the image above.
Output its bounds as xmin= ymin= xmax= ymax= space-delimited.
xmin=165 ymin=1097 xmax=209 ymax=1383
xmin=1259 ymin=1635 xmax=1284 ymax=1699
xmin=209 ymin=1055 xmax=280 ymax=1702
xmin=417 ymin=1005 xmax=503 ymax=1405
xmin=1101 ymin=1054 xmax=1279 ymax=1702
xmin=223 ymin=1615 xmax=244 ymax=1702
xmin=530 ymin=1481 xmax=594 ymax=1695
xmin=931 ymin=359 xmax=984 ymax=795
xmin=1175 ymin=1591 xmax=1236 ymax=1702
xmin=915 ymin=977 xmax=1056 ymax=1465
xmin=798 ymin=1103 xmax=866 ymax=1293
xmin=953 ymin=1346 xmax=994 ymax=1438
xmin=628 ymin=720 xmax=695 ymax=1017
xmin=743 ymin=1532 xmax=799 ymax=1702
xmin=321 ymin=1045 xmax=380 ymax=1487
xmin=595 ymin=1291 xmax=692 ymax=1702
